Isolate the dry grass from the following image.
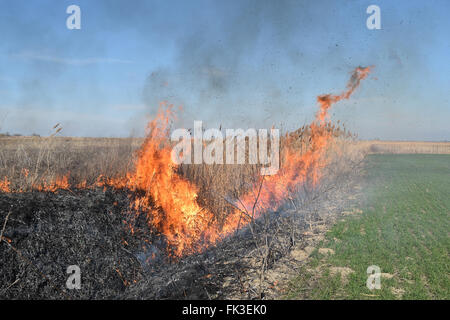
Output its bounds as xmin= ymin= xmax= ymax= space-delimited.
xmin=0 ymin=136 xmax=142 ymax=190
xmin=2 ymin=135 xmax=445 ymax=195
xmin=177 ymin=124 xmax=356 ymax=224
xmin=0 ymin=124 xmax=350 ymax=216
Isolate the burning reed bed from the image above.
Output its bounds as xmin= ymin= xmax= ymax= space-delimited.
xmin=0 ymin=132 xmax=366 ymax=299
xmin=0 ymin=134 xmax=367 ymax=299
xmin=0 ymin=66 xmax=371 ymax=299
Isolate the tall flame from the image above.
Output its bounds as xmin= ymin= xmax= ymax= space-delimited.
xmin=125 ymin=66 xmax=372 ymax=256
xmin=124 ymin=106 xmax=219 ymax=256
xmin=236 ymin=66 xmax=372 ymax=217
xmin=0 ymin=66 xmax=372 ymax=257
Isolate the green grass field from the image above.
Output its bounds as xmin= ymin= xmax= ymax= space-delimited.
xmin=286 ymin=154 xmax=450 ymax=299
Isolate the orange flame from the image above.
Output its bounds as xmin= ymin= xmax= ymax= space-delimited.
xmin=34 ymin=174 xmax=70 ymax=192
xmin=0 ymin=177 xmax=11 ymax=193
xmin=0 ymin=66 xmax=372 ymax=257
xmin=122 ymin=66 xmax=372 ymax=256
xmin=235 ymin=66 xmax=372 ymax=219
xmin=122 ymin=105 xmax=219 ymax=256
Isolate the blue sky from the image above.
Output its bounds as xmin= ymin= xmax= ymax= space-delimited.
xmin=0 ymin=0 xmax=449 ymax=140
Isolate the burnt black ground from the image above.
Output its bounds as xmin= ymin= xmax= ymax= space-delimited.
xmin=0 ymin=187 xmax=255 ymax=299
xmin=0 ymin=187 xmax=270 ymax=299
xmin=0 ymin=188 xmax=146 ymax=299
xmin=0 ymin=169 xmax=363 ymax=300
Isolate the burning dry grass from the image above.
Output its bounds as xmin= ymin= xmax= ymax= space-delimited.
xmin=177 ymin=124 xmax=357 ymax=227
xmin=0 ymin=126 xmax=356 ymax=257
xmin=1 ymin=66 xmax=372 ymax=258
xmin=0 ymin=66 xmax=377 ymax=299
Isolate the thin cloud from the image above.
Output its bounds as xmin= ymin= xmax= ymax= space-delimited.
xmin=13 ymin=52 xmax=133 ymax=65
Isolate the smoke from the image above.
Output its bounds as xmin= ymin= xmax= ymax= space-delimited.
xmin=141 ymin=0 xmax=316 ymax=129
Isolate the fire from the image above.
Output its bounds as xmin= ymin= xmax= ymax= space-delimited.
xmin=0 ymin=177 xmax=11 ymax=193
xmin=35 ymin=174 xmax=70 ymax=192
xmin=0 ymin=66 xmax=372 ymax=258
xmin=236 ymin=66 xmax=372 ymax=217
xmin=120 ymin=105 xmax=219 ymax=256
xmin=0 ymin=174 xmax=70 ymax=193
xmin=121 ymin=66 xmax=372 ymax=256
